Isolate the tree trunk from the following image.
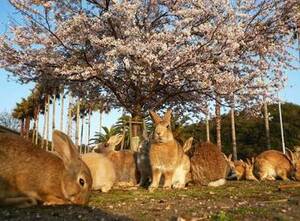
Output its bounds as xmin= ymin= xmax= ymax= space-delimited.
xmin=42 ymin=97 xmax=48 ymax=149
xmin=231 ymin=97 xmax=237 ymax=160
xmin=130 ymin=113 xmax=142 ymax=152
xmin=206 ymin=113 xmax=210 ymax=143
xmin=46 ymin=95 xmax=50 ymax=151
xmin=20 ymin=119 xmax=25 ymax=137
xmin=215 ymin=96 xmax=222 ymax=150
xmin=67 ymin=94 xmax=72 ymax=137
xmin=32 ymin=105 xmax=38 ymax=144
xmin=75 ymin=100 xmax=80 ymax=147
xmin=60 ymin=90 xmax=64 ymax=131
xmin=87 ymin=108 xmax=91 ymax=146
xmin=24 ymin=115 xmax=30 ymax=139
xmin=35 ymin=105 xmax=40 ymax=146
xmin=264 ymin=102 xmax=271 ymax=149
xmin=51 ymin=94 xmax=56 ymax=151
xmin=99 ymin=110 xmax=103 ymax=134
xmin=80 ymin=114 xmax=84 ymax=148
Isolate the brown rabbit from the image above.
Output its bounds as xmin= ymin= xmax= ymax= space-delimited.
xmin=81 ymin=152 xmax=116 ymax=192
xmin=0 ymin=130 xmax=92 ymax=207
xmin=254 ymin=149 xmax=300 ymax=181
xmin=190 ymin=142 xmax=228 ymax=186
xmin=136 ymin=137 xmax=152 ymax=187
xmin=95 ymin=134 xmax=138 ymax=187
xmin=224 ymin=155 xmax=257 ymax=181
xmin=148 ymin=109 xmax=191 ymax=191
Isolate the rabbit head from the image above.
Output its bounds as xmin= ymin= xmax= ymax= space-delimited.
xmin=149 ymin=109 xmax=173 ymax=143
xmin=222 ymin=154 xmax=238 ymax=180
xmin=51 ymin=130 xmax=93 ymax=204
xmin=286 ymin=148 xmax=300 ymax=181
xmin=244 ymin=157 xmax=258 ymax=181
xmin=94 ymin=134 xmax=124 ymax=153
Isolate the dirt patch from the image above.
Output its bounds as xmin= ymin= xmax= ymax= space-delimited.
xmin=1 ymin=181 xmax=300 ymax=221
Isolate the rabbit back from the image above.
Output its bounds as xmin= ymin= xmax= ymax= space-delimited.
xmin=82 ymin=153 xmax=116 ymax=192
xmin=190 ymin=142 xmax=228 ymax=186
xmin=254 ymin=150 xmax=292 ymax=180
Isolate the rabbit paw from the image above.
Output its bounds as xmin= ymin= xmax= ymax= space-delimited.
xmin=172 ymin=182 xmax=185 ymax=189
xmin=101 ymin=186 xmax=112 ymax=193
xmin=162 ymin=185 xmax=172 ymax=190
xmin=148 ymin=185 xmax=158 ymax=192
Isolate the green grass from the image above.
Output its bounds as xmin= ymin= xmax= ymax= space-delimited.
xmin=88 ymin=181 xmax=300 ymax=221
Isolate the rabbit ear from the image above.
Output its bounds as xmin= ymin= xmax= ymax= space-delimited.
xmin=149 ymin=110 xmax=162 ymax=124
xmin=286 ymin=148 xmax=296 ymax=165
xmin=245 ymin=158 xmax=252 ymax=166
xmin=183 ymin=137 xmax=193 ymax=153
xmin=52 ymin=130 xmax=80 ymax=166
xmin=107 ymin=134 xmax=124 ymax=150
xmin=163 ymin=109 xmax=172 ymax=124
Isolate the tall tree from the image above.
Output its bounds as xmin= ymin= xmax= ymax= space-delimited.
xmin=1 ymin=0 xmax=298 ymax=135
xmin=264 ymin=101 xmax=271 ymax=149
xmin=60 ymin=88 xmax=65 ymax=131
xmin=215 ymin=96 xmax=222 ymax=150
xmin=230 ymin=95 xmax=237 ymax=160
xmin=0 ymin=111 xmax=19 ymax=131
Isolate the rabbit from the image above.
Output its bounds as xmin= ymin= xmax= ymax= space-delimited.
xmin=254 ymin=149 xmax=300 ymax=181
xmin=223 ymin=154 xmax=258 ymax=181
xmin=171 ymin=137 xmax=193 ymax=188
xmin=190 ymin=142 xmax=228 ymax=187
xmin=148 ymin=109 xmax=191 ymax=191
xmin=81 ymin=152 xmax=116 ymax=192
xmin=95 ymin=134 xmax=138 ymax=187
xmin=0 ymin=130 xmax=92 ymax=207
xmin=136 ymin=137 xmax=152 ymax=187
xmin=244 ymin=157 xmax=259 ymax=181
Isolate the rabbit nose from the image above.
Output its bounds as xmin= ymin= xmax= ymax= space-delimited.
xmin=156 ymin=131 xmax=162 ymax=137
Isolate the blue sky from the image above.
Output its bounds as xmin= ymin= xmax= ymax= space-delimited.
xmin=0 ymin=1 xmax=299 ymax=143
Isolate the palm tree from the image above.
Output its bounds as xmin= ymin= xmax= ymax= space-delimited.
xmin=12 ymin=102 xmax=26 ymax=136
xmin=12 ymin=98 xmax=35 ymax=139
xmin=90 ymin=126 xmax=119 ymax=145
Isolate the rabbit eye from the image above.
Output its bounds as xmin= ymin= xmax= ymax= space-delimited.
xmin=79 ymin=178 xmax=85 ymax=187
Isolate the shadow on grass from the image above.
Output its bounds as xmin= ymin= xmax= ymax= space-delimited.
xmin=0 ymin=204 xmax=132 ymax=221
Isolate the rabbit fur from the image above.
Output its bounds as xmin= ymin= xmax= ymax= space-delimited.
xmin=95 ymin=134 xmax=138 ymax=186
xmin=0 ymin=131 xmax=92 ymax=207
xmin=81 ymin=152 xmax=116 ymax=192
xmin=148 ymin=109 xmax=192 ymax=191
xmin=190 ymin=142 xmax=228 ymax=186
xmin=224 ymin=154 xmax=258 ymax=181
xmin=254 ymin=149 xmax=300 ymax=181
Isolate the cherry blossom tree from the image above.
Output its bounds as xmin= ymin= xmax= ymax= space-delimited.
xmin=0 ymin=0 xmax=299 ymax=140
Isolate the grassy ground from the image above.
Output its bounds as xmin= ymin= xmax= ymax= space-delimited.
xmin=1 ymin=181 xmax=300 ymax=221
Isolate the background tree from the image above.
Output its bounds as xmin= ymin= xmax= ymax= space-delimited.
xmin=0 ymin=111 xmax=19 ymax=131
xmin=1 ymin=0 xmax=297 ymax=136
